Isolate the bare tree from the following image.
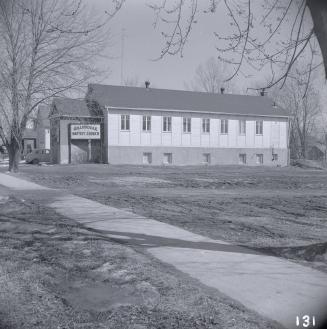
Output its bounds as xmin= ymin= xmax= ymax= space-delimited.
xmin=0 ymin=0 xmax=122 ymax=172
xmin=185 ymin=57 xmax=236 ymax=93
xmin=268 ymin=67 xmax=321 ymax=159
xmin=149 ymin=1 xmax=327 ymax=91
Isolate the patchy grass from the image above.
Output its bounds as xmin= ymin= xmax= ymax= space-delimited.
xmin=11 ymin=163 xmax=327 ymax=272
xmin=0 ymin=194 xmax=281 ymax=329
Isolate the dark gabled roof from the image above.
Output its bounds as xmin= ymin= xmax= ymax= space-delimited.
xmin=87 ymin=84 xmax=288 ymax=118
xmin=50 ymin=97 xmax=90 ymax=117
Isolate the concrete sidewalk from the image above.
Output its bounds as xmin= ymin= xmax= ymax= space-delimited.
xmin=1 ymin=172 xmax=327 ymax=329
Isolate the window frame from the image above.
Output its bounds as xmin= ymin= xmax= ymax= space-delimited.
xmin=142 ymin=152 xmax=152 ymax=164
xmin=163 ymin=116 xmax=172 ymax=132
xmin=203 ymin=153 xmax=211 ymax=164
xmin=255 ymin=120 xmax=263 ymax=135
xmin=256 ymin=154 xmax=264 ymax=165
xmin=142 ymin=115 xmax=151 ymax=132
xmin=120 ymin=114 xmax=130 ymax=131
xmin=221 ymin=119 xmax=229 ymax=134
xmin=202 ymin=118 xmax=210 ymax=133
xmin=239 ymin=153 xmax=247 ymax=165
xmin=239 ymin=119 xmax=246 ymax=135
xmin=183 ymin=117 xmax=192 ymax=133
xmin=163 ymin=153 xmax=172 ymax=164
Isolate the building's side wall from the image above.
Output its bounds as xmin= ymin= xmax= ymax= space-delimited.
xmin=105 ymin=110 xmax=289 ymax=166
xmin=107 ymin=146 xmax=288 ymax=166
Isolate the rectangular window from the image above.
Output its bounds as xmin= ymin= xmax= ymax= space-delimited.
xmin=163 ymin=116 xmax=172 ymax=132
xmin=221 ymin=119 xmax=228 ymax=134
xmin=202 ymin=118 xmax=210 ymax=133
xmin=143 ymin=152 xmax=152 ymax=164
xmin=239 ymin=153 xmax=247 ymax=165
xmin=256 ymin=154 xmax=263 ymax=164
xmin=121 ymin=114 xmax=130 ymax=130
xmin=239 ymin=120 xmax=246 ymax=135
xmin=272 ymin=153 xmax=278 ymax=161
xmin=183 ymin=117 xmax=192 ymax=133
xmin=142 ymin=115 xmax=151 ymax=131
xmin=203 ymin=153 xmax=211 ymax=164
xmin=256 ymin=120 xmax=263 ymax=135
xmin=163 ymin=153 xmax=172 ymax=164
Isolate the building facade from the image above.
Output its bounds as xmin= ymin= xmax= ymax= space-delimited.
xmin=50 ymin=84 xmax=289 ymax=166
xmin=22 ymin=105 xmax=50 ymax=155
xmin=88 ymin=84 xmax=289 ymax=166
xmin=104 ymin=109 xmax=288 ymax=166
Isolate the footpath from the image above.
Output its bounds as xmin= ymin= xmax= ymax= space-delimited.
xmin=0 ymin=172 xmax=326 ymax=329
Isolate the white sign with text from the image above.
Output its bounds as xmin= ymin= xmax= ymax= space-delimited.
xmin=70 ymin=124 xmax=101 ymax=139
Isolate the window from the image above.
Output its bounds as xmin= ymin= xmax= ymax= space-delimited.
xmin=256 ymin=120 xmax=263 ymax=135
xmin=202 ymin=118 xmax=210 ymax=133
xmin=239 ymin=120 xmax=246 ymax=135
xmin=221 ymin=119 xmax=228 ymax=134
xmin=163 ymin=153 xmax=172 ymax=164
xmin=142 ymin=116 xmax=151 ymax=131
xmin=239 ymin=154 xmax=246 ymax=164
xmin=183 ymin=117 xmax=192 ymax=133
xmin=272 ymin=153 xmax=278 ymax=161
xmin=256 ymin=154 xmax=264 ymax=164
xmin=121 ymin=115 xmax=130 ymax=130
xmin=143 ymin=152 xmax=152 ymax=164
xmin=203 ymin=153 xmax=211 ymax=164
xmin=163 ymin=116 xmax=172 ymax=132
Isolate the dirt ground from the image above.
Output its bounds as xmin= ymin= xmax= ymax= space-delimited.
xmin=0 ymin=188 xmax=282 ymax=329
xmin=11 ymin=164 xmax=327 ymax=269
xmin=1 ymin=163 xmax=327 ymax=328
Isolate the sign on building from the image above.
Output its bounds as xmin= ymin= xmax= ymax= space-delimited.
xmin=70 ymin=124 xmax=101 ymax=139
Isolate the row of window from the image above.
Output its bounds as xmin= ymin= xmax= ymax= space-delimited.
xmin=142 ymin=152 xmax=279 ymax=165
xmin=120 ymin=115 xmax=264 ymax=135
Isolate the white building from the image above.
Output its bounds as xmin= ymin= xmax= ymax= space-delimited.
xmin=85 ymin=84 xmax=289 ymax=166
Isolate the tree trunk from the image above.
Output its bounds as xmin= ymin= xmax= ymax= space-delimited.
xmin=7 ymin=140 xmax=21 ymax=172
xmin=307 ymin=0 xmax=327 ymax=79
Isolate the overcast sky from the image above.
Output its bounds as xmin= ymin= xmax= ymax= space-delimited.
xmin=91 ymin=0 xmax=252 ymax=91
xmin=89 ymin=0 xmax=327 ymax=109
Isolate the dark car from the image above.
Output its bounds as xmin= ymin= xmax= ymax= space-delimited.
xmin=25 ymin=149 xmax=51 ymax=164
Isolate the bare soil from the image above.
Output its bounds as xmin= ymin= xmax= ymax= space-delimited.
xmin=1 ymin=163 xmax=327 ymax=328
xmin=12 ymin=163 xmax=327 ymax=271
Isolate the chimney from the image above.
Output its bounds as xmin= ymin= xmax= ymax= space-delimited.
xmin=220 ymin=87 xmax=225 ymax=94
xmin=145 ymin=80 xmax=150 ymax=89
xmin=260 ymin=88 xmax=266 ymax=96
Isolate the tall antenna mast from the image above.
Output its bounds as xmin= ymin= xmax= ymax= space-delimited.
xmin=120 ymin=28 xmax=125 ymax=85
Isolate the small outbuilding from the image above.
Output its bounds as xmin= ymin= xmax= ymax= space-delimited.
xmin=49 ymin=98 xmax=104 ymax=164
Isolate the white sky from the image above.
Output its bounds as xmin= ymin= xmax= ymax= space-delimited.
xmin=88 ymin=0 xmax=327 ymax=119
xmin=91 ymin=0 xmax=249 ymax=90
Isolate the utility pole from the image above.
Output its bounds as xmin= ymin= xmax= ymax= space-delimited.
xmin=120 ymin=28 xmax=125 ymax=85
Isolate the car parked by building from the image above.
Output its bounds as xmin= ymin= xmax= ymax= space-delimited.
xmin=25 ymin=149 xmax=51 ymax=164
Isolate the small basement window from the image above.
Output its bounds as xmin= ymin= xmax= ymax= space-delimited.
xmin=143 ymin=152 xmax=152 ymax=164
xmin=203 ymin=153 xmax=211 ymax=164
xmin=256 ymin=154 xmax=264 ymax=164
xmin=239 ymin=153 xmax=246 ymax=165
xmin=163 ymin=153 xmax=172 ymax=164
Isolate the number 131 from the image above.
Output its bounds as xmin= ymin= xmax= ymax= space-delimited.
xmin=296 ymin=315 xmax=316 ymax=327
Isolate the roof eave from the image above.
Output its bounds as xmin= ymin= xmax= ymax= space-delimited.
xmin=104 ymin=105 xmax=289 ymax=119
